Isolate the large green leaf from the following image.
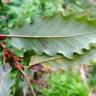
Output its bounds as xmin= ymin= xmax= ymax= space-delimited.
xmin=11 ymin=15 xmax=96 ymax=58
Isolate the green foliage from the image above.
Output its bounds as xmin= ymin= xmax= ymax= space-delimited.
xmin=86 ymin=65 xmax=96 ymax=87
xmin=43 ymin=72 xmax=88 ymax=96
xmin=0 ymin=0 xmax=23 ymax=33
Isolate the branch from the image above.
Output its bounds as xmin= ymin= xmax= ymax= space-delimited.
xmin=17 ymin=67 xmax=36 ymax=96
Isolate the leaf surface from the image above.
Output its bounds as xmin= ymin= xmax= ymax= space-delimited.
xmin=11 ymin=15 xmax=96 ymax=58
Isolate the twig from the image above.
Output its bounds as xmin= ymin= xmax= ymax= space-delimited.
xmin=27 ymin=56 xmax=63 ymax=69
xmin=17 ymin=67 xmax=36 ymax=96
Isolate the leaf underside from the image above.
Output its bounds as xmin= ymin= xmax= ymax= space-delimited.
xmin=29 ymin=48 xmax=96 ymax=70
xmin=11 ymin=15 xmax=96 ymax=58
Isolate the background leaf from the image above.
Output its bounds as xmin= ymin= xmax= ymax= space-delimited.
xmin=0 ymin=64 xmax=15 ymax=96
